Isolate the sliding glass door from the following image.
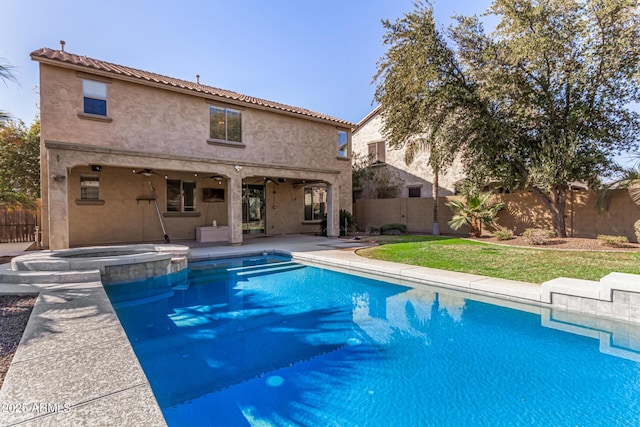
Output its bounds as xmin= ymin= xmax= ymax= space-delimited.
xmin=242 ymin=184 xmax=265 ymax=235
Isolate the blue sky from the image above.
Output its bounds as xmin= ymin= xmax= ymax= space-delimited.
xmin=1 ymin=0 xmax=492 ymax=125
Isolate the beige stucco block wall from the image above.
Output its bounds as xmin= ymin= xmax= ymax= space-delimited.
xmin=355 ymin=191 xmax=640 ymax=241
xmin=493 ymin=190 xmax=640 ymax=240
xmin=39 ymin=64 xmax=350 ymax=172
xmin=354 ymin=198 xmax=457 ymax=234
xmin=259 ymin=183 xmax=326 ymax=235
xmin=68 ymin=167 xmax=230 ymax=245
xmin=352 ymin=111 xmax=465 ymax=197
xmin=38 ymin=63 xmax=352 ymax=247
xmin=67 ymin=166 xmax=347 ymax=246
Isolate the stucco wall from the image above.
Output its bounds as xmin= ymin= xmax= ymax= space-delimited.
xmin=354 ymin=190 xmax=640 ymax=241
xmin=39 ymin=63 xmax=351 ymax=247
xmin=354 ymin=198 xmax=458 ymax=234
xmin=67 ymin=167 xmax=331 ymax=246
xmin=40 ymin=64 xmax=349 ymax=170
xmin=352 ymin=111 xmax=465 ymax=197
xmin=68 ymin=167 xmax=229 ymax=245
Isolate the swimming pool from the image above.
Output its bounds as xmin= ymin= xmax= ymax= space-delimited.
xmin=105 ymin=255 xmax=640 ymax=426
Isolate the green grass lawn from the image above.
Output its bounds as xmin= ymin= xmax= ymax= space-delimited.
xmin=357 ymin=236 xmax=640 ymax=284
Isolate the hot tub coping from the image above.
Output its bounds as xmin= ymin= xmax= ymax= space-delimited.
xmin=10 ymin=244 xmax=188 ymax=273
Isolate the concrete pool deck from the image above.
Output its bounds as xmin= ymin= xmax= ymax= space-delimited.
xmin=0 ymin=235 xmax=639 ymax=425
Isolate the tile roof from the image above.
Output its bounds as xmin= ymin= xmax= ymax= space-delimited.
xmin=30 ymin=47 xmax=353 ymax=127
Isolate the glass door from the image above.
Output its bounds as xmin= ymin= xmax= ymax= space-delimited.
xmin=242 ymin=184 xmax=265 ymax=234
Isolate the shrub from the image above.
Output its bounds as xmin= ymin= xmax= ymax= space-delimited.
xmin=446 ymin=193 xmax=504 ymax=237
xmin=320 ymin=209 xmax=355 ymax=237
xmin=365 ymin=224 xmax=380 ymax=235
xmin=339 ymin=210 xmax=355 ymax=236
xmin=634 ymin=219 xmax=640 ymax=243
xmin=380 ymin=223 xmax=407 ymax=235
xmin=597 ymin=234 xmax=629 ymax=248
xmin=493 ymin=229 xmax=514 ymax=241
xmin=352 ymin=152 xmax=405 ymax=199
xmin=522 ymin=228 xmax=555 ymax=245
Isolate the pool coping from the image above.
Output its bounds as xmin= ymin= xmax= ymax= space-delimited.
xmin=1 ymin=240 xmax=639 ymax=425
xmin=0 ymin=279 xmax=167 ymax=426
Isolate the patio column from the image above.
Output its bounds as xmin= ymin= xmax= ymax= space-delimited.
xmin=227 ymin=175 xmax=243 ymax=245
xmin=48 ymin=165 xmax=69 ymax=249
xmin=326 ymin=182 xmax=340 ymax=238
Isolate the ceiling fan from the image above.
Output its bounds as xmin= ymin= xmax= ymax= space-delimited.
xmin=264 ymin=177 xmax=287 ymax=185
xmin=133 ymin=169 xmax=159 ymax=177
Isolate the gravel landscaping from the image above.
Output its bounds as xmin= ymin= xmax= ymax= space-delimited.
xmin=474 ymin=236 xmax=640 ymax=251
xmin=0 ymin=295 xmax=36 ymax=387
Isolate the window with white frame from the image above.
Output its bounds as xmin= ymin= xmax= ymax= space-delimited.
xmin=337 ymin=130 xmax=348 ymax=158
xmin=304 ymin=186 xmax=327 ymax=221
xmin=80 ymin=175 xmax=100 ymax=200
xmin=82 ymin=80 xmax=108 ymax=116
xmin=210 ymin=105 xmax=242 ymax=142
xmin=368 ymin=141 xmax=386 ymax=163
xmin=167 ymin=180 xmax=196 ymax=212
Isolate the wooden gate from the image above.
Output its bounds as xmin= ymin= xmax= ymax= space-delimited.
xmin=0 ymin=207 xmax=37 ymax=243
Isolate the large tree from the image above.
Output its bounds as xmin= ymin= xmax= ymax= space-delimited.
xmin=0 ymin=119 xmax=41 ymax=208
xmin=374 ymin=4 xmax=463 ymax=235
xmin=374 ymin=0 xmax=640 ymax=237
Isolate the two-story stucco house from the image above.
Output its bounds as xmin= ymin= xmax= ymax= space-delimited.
xmin=352 ymin=106 xmax=464 ymax=199
xmin=31 ymin=46 xmax=353 ymax=249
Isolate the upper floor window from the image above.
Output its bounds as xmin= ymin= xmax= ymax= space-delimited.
xmin=210 ymin=105 xmax=242 ymax=142
xmin=368 ymin=141 xmax=386 ymax=163
xmin=167 ymin=180 xmax=196 ymax=212
xmin=338 ymin=130 xmax=348 ymax=158
xmin=80 ymin=175 xmax=100 ymax=200
xmin=82 ymin=80 xmax=107 ymax=116
xmin=304 ymin=186 xmax=327 ymax=221
xmin=408 ymin=187 xmax=421 ymax=198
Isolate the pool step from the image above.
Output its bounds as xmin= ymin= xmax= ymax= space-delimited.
xmin=186 ymin=270 xmax=233 ymax=287
xmin=189 ymin=256 xmax=290 ymax=270
xmin=190 ymin=261 xmax=299 ymax=280
xmin=227 ymin=261 xmax=298 ymax=273
xmin=183 ymin=261 xmax=305 ymax=289
xmin=171 ymin=280 xmax=190 ymax=291
xmin=235 ymin=263 xmax=305 ymax=278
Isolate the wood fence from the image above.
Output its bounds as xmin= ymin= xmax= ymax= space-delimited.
xmin=0 ymin=207 xmax=37 ymax=243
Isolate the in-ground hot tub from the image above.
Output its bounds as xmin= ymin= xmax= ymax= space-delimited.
xmin=10 ymin=244 xmax=189 ymax=284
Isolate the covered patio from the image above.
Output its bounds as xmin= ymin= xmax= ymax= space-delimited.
xmin=43 ymin=141 xmax=343 ymax=249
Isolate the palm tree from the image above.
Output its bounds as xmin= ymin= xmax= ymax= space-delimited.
xmin=1 ymin=58 xmax=18 ymax=121
xmin=446 ymin=193 xmax=504 ymax=237
xmin=403 ymin=135 xmax=450 ymax=236
xmin=596 ymin=157 xmax=640 ymax=212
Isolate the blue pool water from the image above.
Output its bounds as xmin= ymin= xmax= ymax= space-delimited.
xmin=105 ymin=255 xmax=640 ymax=426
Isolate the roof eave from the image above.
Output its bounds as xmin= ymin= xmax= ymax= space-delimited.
xmin=355 ymin=105 xmax=382 ymax=130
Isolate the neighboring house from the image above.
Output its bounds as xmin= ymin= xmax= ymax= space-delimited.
xmin=352 ymin=106 xmax=465 ymax=199
xmin=31 ymin=46 xmax=353 ymax=249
